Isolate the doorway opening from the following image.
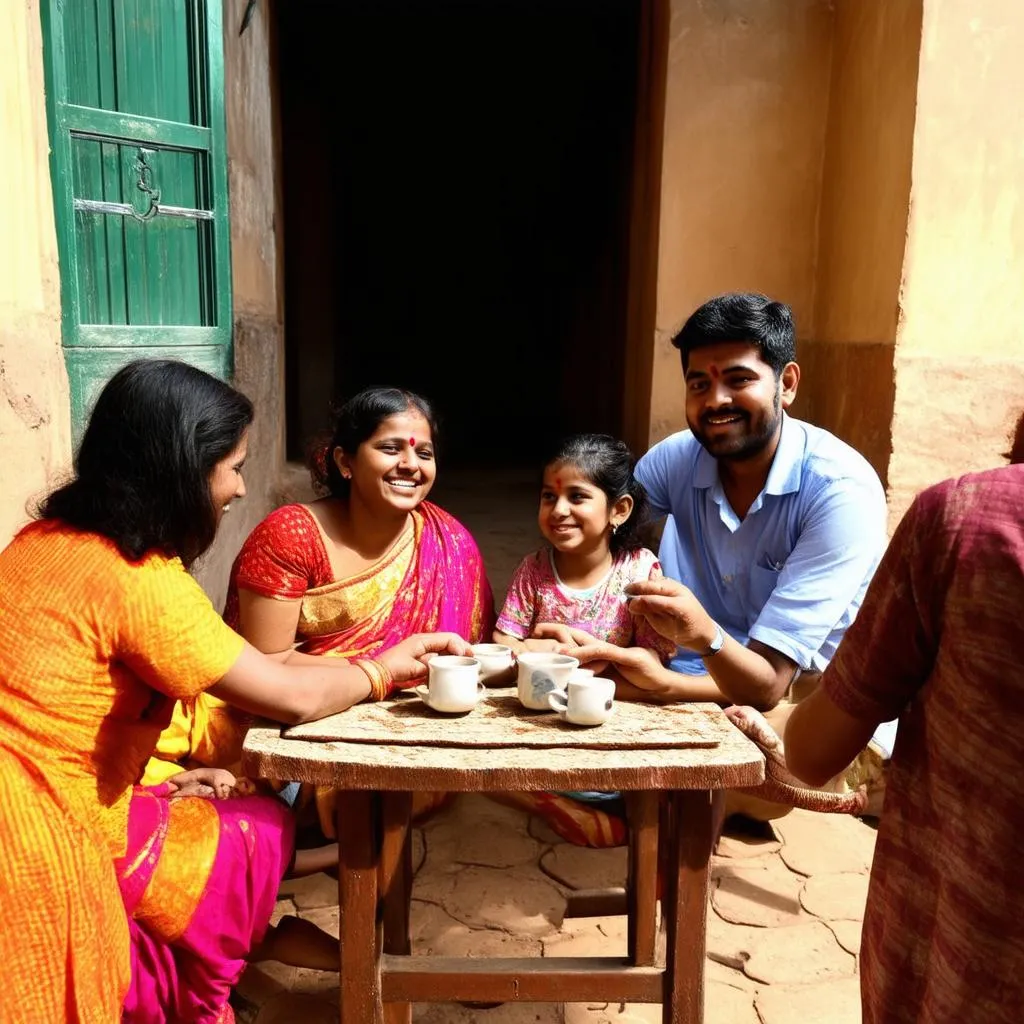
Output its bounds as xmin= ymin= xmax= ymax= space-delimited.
xmin=277 ymin=1 xmax=648 ymax=471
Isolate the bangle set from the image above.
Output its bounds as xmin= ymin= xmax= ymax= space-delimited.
xmin=353 ymin=658 xmax=394 ymax=702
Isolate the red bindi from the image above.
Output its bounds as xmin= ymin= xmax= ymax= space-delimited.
xmin=409 ymin=437 xmax=416 ymax=447
xmin=709 ymin=365 xmax=721 ymax=379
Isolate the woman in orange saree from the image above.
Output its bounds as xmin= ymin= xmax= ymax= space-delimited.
xmin=0 ymin=361 xmax=472 ymax=1023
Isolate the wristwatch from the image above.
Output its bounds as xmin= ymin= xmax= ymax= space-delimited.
xmin=701 ymin=622 xmax=725 ymax=658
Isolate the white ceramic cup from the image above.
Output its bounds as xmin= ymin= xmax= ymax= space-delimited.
xmin=470 ymin=643 xmax=515 ymax=683
xmin=415 ymin=655 xmax=484 ymax=713
xmin=548 ymin=676 xmax=616 ymax=726
xmin=516 ymin=652 xmax=579 ymax=710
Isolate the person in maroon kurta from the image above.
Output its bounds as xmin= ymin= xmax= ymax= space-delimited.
xmin=784 ymin=464 xmax=1024 ymax=1023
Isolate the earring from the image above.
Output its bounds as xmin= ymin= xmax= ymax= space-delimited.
xmin=341 ymin=470 xmax=351 ymax=480
xmin=611 ymin=524 xmax=618 ymax=535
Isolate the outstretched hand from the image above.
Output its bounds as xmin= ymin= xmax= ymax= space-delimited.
xmin=567 ymin=642 xmax=664 ymax=692
xmin=624 ymin=578 xmax=715 ymax=650
xmin=376 ymin=632 xmax=474 ymax=690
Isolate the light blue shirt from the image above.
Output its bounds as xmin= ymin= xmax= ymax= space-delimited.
xmin=635 ymin=414 xmax=887 ymax=675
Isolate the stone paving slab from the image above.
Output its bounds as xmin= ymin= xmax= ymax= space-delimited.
xmin=711 ymin=854 xmax=807 ymax=927
xmin=774 ymin=807 xmax=876 ymax=876
xmin=239 ymin=791 xmax=875 ymax=1021
xmin=755 ymin=976 xmax=862 ymax=1024
xmin=801 ymin=870 xmax=870 ymax=921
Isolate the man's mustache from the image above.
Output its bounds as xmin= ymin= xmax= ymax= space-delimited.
xmin=700 ymin=409 xmax=749 ymax=426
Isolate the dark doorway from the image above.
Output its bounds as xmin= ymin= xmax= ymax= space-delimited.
xmin=278 ymin=1 xmax=643 ymax=467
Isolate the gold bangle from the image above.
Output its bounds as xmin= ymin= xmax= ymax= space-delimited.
xmin=353 ymin=658 xmax=393 ymax=702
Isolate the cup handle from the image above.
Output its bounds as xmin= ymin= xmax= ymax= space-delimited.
xmin=414 ymin=684 xmax=431 ymax=703
xmin=477 ymin=680 xmax=486 ymax=694
xmin=548 ymin=691 xmax=568 ymax=712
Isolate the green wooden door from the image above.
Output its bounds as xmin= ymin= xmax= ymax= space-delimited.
xmin=41 ymin=0 xmax=232 ymax=438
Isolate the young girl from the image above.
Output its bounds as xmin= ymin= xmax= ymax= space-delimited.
xmin=495 ymin=433 xmax=676 ymax=667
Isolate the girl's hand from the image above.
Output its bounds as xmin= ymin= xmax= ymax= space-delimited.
xmin=568 ymin=643 xmax=664 ymax=692
xmin=531 ymin=624 xmax=603 ymax=649
xmin=530 ymin=622 xmax=575 ymax=646
xmin=520 ymin=638 xmax=561 ymax=653
xmin=168 ymin=767 xmax=236 ymax=800
xmin=376 ymin=632 xmax=473 ymax=691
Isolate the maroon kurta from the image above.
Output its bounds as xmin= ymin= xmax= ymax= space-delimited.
xmin=824 ymin=465 xmax=1024 ymax=1023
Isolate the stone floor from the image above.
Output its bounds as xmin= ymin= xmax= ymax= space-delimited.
xmin=246 ymin=466 xmax=879 ymax=1021
xmin=237 ymin=798 xmax=876 ymax=1023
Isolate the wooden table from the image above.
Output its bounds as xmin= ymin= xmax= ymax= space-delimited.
xmin=243 ymin=694 xmax=764 ymax=1023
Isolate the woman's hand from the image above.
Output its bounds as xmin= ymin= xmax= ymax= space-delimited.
xmin=624 ymin=578 xmax=716 ymax=650
xmin=168 ymin=766 xmax=236 ymax=800
xmin=376 ymin=632 xmax=473 ymax=690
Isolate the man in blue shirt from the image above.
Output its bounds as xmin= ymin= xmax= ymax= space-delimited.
xmin=626 ymin=292 xmax=887 ymax=710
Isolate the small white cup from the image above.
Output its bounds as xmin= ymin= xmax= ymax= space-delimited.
xmin=516 ymin=652 xmax=579 ymax=710
xmin=415 ymin=656 xmax=484 ymax=713
xmin=548 ymin=676 xmax=616 ymax=726
xmin=470 ymin=643 xmax=515 ymax=684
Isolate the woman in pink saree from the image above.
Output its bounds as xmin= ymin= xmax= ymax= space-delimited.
xmin=148 ymin=386 xmax=494 ymax=835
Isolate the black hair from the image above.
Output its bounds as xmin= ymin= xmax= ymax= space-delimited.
xmin=671 ymin=292 xmax=796 ymax=376
xmin=38 ymin=359 xmax=254 ymax=568
xmin=543 ymin=433 xmax=650 ymax=555
xmin=310 ymin=386 xmax=439 ymax=498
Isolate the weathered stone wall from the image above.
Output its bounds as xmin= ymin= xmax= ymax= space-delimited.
xmin=648 ymin=0 xmax=834 ymax=443
xmin=887 ymin=0 xmax=1024 ymax=522
xmin=0 ymin=1 xmax=71 ymax=548
xmin=195 ymin=0 xmax=286 ymax=609
xmin=796 ymin=0 xmax=922 ymax=487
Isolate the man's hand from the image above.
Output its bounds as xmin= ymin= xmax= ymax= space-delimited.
xmin=625 ymin=578 xmax=717 ymax=651
xmin=377 ymin=632 xmax=474 ymax=690
xmin=568 ymin=642 xmax=665 ymax=692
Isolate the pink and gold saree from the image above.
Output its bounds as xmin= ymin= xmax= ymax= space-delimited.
xmin=118 ymin=783 xmax=294 ymax=1024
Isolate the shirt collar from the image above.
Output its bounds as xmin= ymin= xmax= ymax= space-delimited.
xmin=763 ymin=413 xmax=803 ymax=495
xmin=691 ymin=412 xmax=804 ymax=495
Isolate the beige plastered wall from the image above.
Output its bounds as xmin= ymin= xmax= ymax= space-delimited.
xmin=886 ymin=0 xmax=1024 ymax=521
xmin=648 ymin=0 xmax=834 ymax=443
xmin=194 ymin=0 xmax=286 ymax=608
xmin=797 ymin=0 xmax=921 ymax=487
xmin=0 ymin=2 xmax=72 ymax=549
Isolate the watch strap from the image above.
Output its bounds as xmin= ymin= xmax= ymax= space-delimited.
xmin=702 ymin=622 xmax=725 ymax=658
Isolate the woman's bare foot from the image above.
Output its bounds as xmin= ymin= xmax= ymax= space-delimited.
xmin=287 ymin=842 xmax=339 ymax=878
xmin=251 ymin=915 xmax=339 ymax=971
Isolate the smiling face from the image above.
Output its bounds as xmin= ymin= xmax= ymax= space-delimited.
xmin=334 ymin=409 xmax=436 ymax=516
xmin=208 ymin=431 xmax=249 ymax=523
xmin=684 ymin=341 xmax=798 ymax=462
xmin=538 ymin=462 xmax=631 ymax=558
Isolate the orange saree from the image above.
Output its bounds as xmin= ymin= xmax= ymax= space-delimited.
xmin=0 ymin=522 xmax=274 ymax=1023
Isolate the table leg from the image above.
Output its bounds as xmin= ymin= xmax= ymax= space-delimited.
xmin=336 ymin=790 xmax=383 ymax=1024
xmin=661 ymin=789 xmax=721 ymax=1024
xmin=626 ymin=791 xmax=659 ymax=966
xmin=379 ymin=792 xmax=413 ymax=1024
